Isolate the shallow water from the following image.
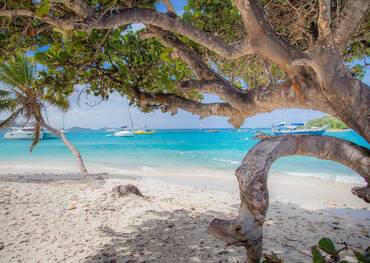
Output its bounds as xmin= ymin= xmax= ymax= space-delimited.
xmin=0 ymin=129 xmax=368 ymax=183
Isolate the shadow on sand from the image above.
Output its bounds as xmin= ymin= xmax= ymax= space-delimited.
xmin=82 ymin=203 xmax=369 ymax=263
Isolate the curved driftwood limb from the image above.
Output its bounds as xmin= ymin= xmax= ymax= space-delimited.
xmin=208 ymin=135 xmax=370 ymax=262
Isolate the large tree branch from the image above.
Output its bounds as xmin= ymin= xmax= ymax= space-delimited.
xmin=94 ymin=8 xmax=251 ymax=59
xmin=234 ymin=0 xmax=306 ymax=75
xmin=142 ymin=26 xmax=215 ymax=80
xmin=208 ymin=135 xmax=370 ymax=262
xmin=0 ymin=9 xmax=77 ymax=30
xmin=143 ymin=26 xmax=249 ymax=110
xmin=134 ymin=90 xmax=245 ymax=127
xmin=1 ymin=3 xmax=308 ymax=73
xmin=179 ymin=78 xmax=334 ymax=124
xmin=162 ymin=0 xmax=175 ymax=14
xmin=333 ymin=0 xmax=370 ymax=49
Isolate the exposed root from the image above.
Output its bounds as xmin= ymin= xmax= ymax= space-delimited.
xmin=112 ymin=184 xmax=144 ymax=198
xmin=352 ymin=186 xmax=370 ymax=203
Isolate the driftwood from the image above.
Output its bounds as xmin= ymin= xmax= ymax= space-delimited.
xmin=208 ymin=135 xmax=370 ymax=262
xmin=112 ymin=184 xmax=144 ymax=198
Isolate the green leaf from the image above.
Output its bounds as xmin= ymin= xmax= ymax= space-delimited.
xmin=36 ymin=0 xmax=51 ymax=17
xmin=354 ymin=251 xmax=370 ymax=263
xmin=318 ymin=238 xmax=337 ymax=256
xmin=311 ymin=246 xmax=326 ymax=263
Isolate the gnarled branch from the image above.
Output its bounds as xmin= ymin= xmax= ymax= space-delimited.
xmin=162 ymin=0 xmax=175 ymax=14
xmin=318 ymin=0 xmax=331 ymax=39
xmin=234 ymin=0 xmax=305 ymax=75
xmin=135 ymin=90 xmax=245 ymax=127
xmin=94 ymin=8 xmax=251 ymax=59
xmin=333 ymin=0 xmax=370 ymax=49
xmin=208 ymin=135 xmax=370 ymax=262
xmin=0 ymin=9 xmax=77 ymax=30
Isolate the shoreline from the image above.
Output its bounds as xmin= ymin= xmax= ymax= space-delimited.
xmin=0 ymin=161 xmax=367 ymax=210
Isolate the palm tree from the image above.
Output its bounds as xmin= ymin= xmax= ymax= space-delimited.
xmin=0 ymin=55 xmax=89 ymax=177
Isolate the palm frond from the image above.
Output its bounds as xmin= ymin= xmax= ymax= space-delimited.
xmin=30 ymin=122 xmax=41 ymax=152
xmin=0 ymin=98 xmax=17 ymax=112
xmin=43 ymin=93 xmax=70 ymax=111
xmin=0 ymin=55 xmax=34 ymax=91
xmin=0 ymin=89 xmax=11 ymax=98
xmin=0 ymin=108 xmax=22 ymax=128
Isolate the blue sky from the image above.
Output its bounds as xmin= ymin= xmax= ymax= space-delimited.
xmin=35 ymin=64 xmax=369 ymax=129
xmin=1 ymin=0 xmax=369 ymax=129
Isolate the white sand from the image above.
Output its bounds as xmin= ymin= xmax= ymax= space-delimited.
xmin=0 ymin=166 xmax=369 ymax=262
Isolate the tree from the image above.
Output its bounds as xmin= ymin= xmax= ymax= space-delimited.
xmin=0 ymin=55 xmax=89 ymax=177
xmin=306 ymin=114 xmax=348 ymax=130
xmin=0 ymin=0 xmax=369 ymax=261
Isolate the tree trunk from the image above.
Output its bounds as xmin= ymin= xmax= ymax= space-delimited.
xmin=305 ymin=46 xmax=370 ymax=142
xmin=208 ymin=135 xmax=370 ymax=262
xmin=41 ymin=121 xmax=89 ymax=177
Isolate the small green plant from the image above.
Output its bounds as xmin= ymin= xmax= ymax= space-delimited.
xmin=311 ymin=238 xmax=370 ymax=263
xmin=262 ymin=238 xmax=369 ymax=263
xmin=262 ymin=252 xmax=283 ymax=263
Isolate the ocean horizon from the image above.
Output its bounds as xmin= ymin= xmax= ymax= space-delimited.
xmin=0 ymin=129 xmax=369 ymax=184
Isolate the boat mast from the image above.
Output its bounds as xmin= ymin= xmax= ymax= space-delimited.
xmin=304 ymin=111 xmax=307 ymax=128
xmin=128 ymin=106 xmax=134 ymax=130
xmin=62 ymin=113 xmax=65 ymax=130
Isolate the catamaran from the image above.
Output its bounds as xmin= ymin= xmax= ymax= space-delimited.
xmin=113 ymin=129 xmax=134 ymax=137
xmin=4 ymin=127 xmax=44 ymax=140
xmin=272 ymin=122 xmax=326 ymax=135
xmin=4 ymin=127 xmax=64 ymax=140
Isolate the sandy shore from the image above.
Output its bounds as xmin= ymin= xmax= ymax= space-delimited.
xmin=0 ymin=168 xmax=369 ymax=262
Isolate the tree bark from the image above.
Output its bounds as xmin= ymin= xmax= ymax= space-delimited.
xmin=41 ymin=121 xmax=89 ymax=177
xmin=303 ymin=46 xmax=370 ymax=142
xmin=208 ymin=135 xmax=370 ymax=262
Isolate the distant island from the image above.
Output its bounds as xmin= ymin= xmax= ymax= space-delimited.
xmin=67 ymin=127 xmax=94 ymax=132
xmin=306 ymin=115 xmax=349 ymax=131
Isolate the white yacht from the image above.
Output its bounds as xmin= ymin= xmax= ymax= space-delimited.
xmin=4 ymin=127 xmax=44 ymax=140
xmin=113 ymin=129 xmax=134 ymax=137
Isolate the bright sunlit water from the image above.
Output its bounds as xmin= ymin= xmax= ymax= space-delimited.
xmin=0 ymin=129 xmax=368 ymax=183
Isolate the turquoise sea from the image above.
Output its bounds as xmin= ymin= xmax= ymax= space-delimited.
xmin=0 ymin=129 xmax=368 ymax=183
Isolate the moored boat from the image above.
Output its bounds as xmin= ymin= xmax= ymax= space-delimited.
xmin=113 ymin=130 xmax=134 ymax=137
xmin=4 ymin=127 xmax=44 ymax=140
xmin=134 ymin=129 xmax=155 ymax=135
xmin=272 ymin=122 xmax=326 ymax=135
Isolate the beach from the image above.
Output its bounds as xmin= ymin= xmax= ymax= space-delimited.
xmin=0 ymin=166 xmax=369 ymax=263
xmin=0 ymin=130 xmax=369 ymax=262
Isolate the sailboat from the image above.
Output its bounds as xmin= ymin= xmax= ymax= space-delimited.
xmin=134 ymin=114 xmax=155 ymax=135
xmin=272 ymin=112 xmax=326 ymax=135
xmin=134 ymin=129 xmax=155 ymax=135
xmin=105 ymin=110 xmax=118 ymax=132
xmin=114 ymin=106 xmax=134 ymax=137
